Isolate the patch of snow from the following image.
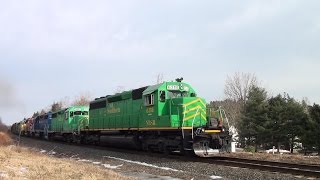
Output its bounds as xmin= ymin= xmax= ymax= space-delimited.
xmin=40 ymin=149 xmax=47 ymax=153
xmin=48 ymin=151 xmax=56 ymax=155
xmin=101 ymin=164 xmax=123 ymax=169
xmin=210 ymin=175 xmax=222 ymax=179
xmin=122 ymin=172 xmax=182 ymax=180
xmin=78 ymin=159 xmax=93 ymax=162
xmin=19 ymin=167 xmax=28 ymax=174
xmin=103 ymin=156 xmax=183 ymax=172
xmin=266 ymin=149 xmax=290 ymax=154
xmin=92 ymin=162 xmax=101 ymax=165
xmin=0 ymin=172 xmax=8 ymax=178
xmin=70 ymin=154 xmax=79 ymax=159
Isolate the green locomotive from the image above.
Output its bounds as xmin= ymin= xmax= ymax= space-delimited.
xmin=12 ymin=78 xmax=230 ymax=157
xmin=50 ymin=106 xmax=89 ymax=141
xmin=85 ymin=78 xmax=231 ymax=156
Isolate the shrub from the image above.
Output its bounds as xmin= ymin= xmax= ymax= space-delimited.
xmin=244 ymin=145 xmax=256 ymax=153
xmin=0 ymin=132 xmax=12 ymax=146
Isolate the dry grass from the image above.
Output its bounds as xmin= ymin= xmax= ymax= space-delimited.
xmin=0 ymin=145 xmax=130 ymax=180
xmin=0 ymin=132 xmax=12 ymax=146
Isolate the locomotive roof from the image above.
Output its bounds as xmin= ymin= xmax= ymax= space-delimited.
xmin=91 ymin=81 xmax=195 ymax=103
xmin=142 ymin=83 xmax=163 ymax=95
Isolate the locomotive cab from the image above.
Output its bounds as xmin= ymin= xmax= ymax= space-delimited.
xmin=141 ymin=78 xmax=231 ymax=156
xmin=142 ymin=79 xmax=204 ymax=128
xmin=66 ymin=107 xmax=89 ymax=133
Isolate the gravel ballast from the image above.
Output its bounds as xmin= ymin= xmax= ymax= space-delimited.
xmin=13 ymin=136 xmax=309 ymax=180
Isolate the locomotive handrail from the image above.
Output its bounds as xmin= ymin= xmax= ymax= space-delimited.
xmin=220 ymin=108 xmax=230 ymax=128
xmin=191 ymin=107 xmax=200 ymax=139
xmin=182 ymin=105 xmax=187 ymax=139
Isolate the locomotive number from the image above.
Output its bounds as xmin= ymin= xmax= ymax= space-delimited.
xmin=146 ymin=107 xmax=154 ymax=113
xmin=146 ymin=120 xmax=156 ymax=126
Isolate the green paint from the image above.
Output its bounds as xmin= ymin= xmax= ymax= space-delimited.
xmin=51 ymin=106 xmax=89 ymax=133
xmin=89 ymin=81 xmax=207 ymax=129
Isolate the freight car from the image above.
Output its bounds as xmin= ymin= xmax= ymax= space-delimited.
xmin=82 ymin=79 xmax=231 ymax=157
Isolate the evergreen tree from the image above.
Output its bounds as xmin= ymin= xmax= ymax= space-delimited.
xmin=308 ymin=104 xmax=320 ymax=154
xmin=300 ymin=110 xmax=316 ymax=155
xmin=268 ymin=95 xmax=288 ymax=152
xmin=239 ymin=86 xmax=269 ymax=152
xmin=284 ymin=97 xmax=307 ymax=153
xmin=268 ymin=94 xmax=307 ymax=153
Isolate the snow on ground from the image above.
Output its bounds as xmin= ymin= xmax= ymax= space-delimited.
xmin=0 ymin=172 xmax=8 ymax=178
xmin=266 ymin=149 xmax=290 ymax=154
xmin=19 ymin=167 xmax=28 ymax=175
xmin=102 ymin=164 xmax=123 ymax=169
xmin=48 ymin=151 xmax=57 ymax=155
xmin=103 ymin=155 xmax=184 ymax=172
xmin=210 ymin=175 xmax=222 ymax=179
xmin=77 ymin=159 xmax=123 ymax=169
xmin=77 ymin=159 xmax=93 ymax=163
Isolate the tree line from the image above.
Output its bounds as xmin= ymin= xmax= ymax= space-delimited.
xmin=30 ymin=93 xmax=91 ymax=118
xmin=211 ymin=72 xmax=320 ymax=154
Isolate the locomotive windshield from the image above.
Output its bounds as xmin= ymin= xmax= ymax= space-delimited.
xmin=168 ymin=91 xmax=188 ymax=98
xmin=73 ymin=111 xmax=89 ymax=116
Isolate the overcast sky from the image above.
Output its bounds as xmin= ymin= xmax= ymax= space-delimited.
xmin=1 ymin=1 xmax=320 ymax=125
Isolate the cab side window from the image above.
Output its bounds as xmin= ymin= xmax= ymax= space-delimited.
xmin=144 ymin=94 xmax=154 ymax=106
xmin=159 ymin=91 xmax=166 ymax=102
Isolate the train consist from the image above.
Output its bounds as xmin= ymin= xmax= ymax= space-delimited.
xmin=11 ymin=79 xmax=231 ymax=157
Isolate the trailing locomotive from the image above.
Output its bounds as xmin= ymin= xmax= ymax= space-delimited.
xmin=50 ymin=106 xmax=89 ymax=142
xmin=11 ymin=79 xmax=231 ymax=157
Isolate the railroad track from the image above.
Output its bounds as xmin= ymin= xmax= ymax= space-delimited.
xmin=205 ymin=157 xmax=320 ymax=178
xmin=13 ymin=134 xmax=320 ymax=178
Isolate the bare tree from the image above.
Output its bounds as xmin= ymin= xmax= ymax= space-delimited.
xmin=61 ymin=96 xmax=70 ymax=108
xmin=221 ymin=72 xmax=259 ymax=128
xmin=210 ymin=99 xmax=243 ymax=127
xmin=114 ymin=86 xmax=125 ymax=94
xmin=72 ymin=93 xmax=91 ymax=106
xmin=51 ymin=101 xmax=63 ymax=112
xmin=32 ymin=111 xmax=39 ymax=118
xmin=224 ymin=72 xmax=258 ymax=105
xmin=301 ymin=97 xmax=310 ymax=114
xmin=40 ymin=109 xmax=47 ymax=115
xmin=156 ymin=73 xmax=164 ymax=84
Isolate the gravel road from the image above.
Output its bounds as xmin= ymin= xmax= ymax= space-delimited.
xmin=13 ymin=135 xmax=308 ymax=180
